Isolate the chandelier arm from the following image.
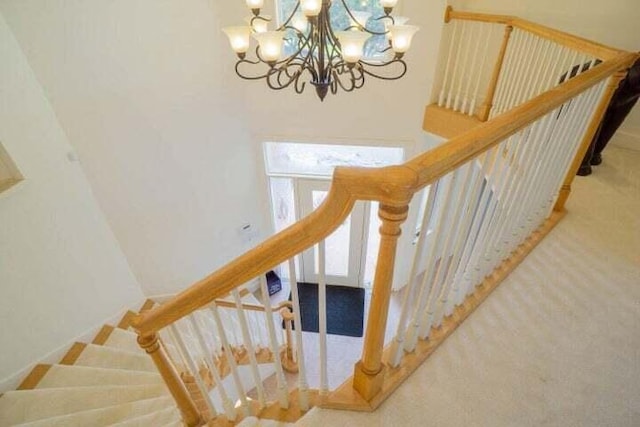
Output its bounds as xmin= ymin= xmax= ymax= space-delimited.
xmin=235 ymin=60 xmax=275 ymax=80
xmin=359 ymin=59 xmax=408 ymax=81
xmin=266 ymin=68 xmax=302 ymax=91
xmin=294 ymin=73 xmax=307 ymax=94
xmin=332 ymin=69 xmax=355 ymax=93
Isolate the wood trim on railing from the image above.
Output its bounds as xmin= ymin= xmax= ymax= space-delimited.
xmin=446 ymin=8 xmax=625 ymax=61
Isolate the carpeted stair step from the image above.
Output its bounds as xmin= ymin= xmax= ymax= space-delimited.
xmin=103 ymin=328 xmax=145 ymax=354
xmin=12 ymin=396 xmax=176 ymax=427
xmin=35 ymin=365 xmax=162 ymax=388
xmin=0 ymin=384 xmax=169 ymax=426
xmin=109 ymin=406 xmax=182 ymax=426
xmin=73 ymin=344 xmax=157 ymax=372
xmin=236 ymin=416 xmax=295 ymax=426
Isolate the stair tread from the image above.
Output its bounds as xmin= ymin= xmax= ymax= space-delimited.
xmin=74 ymin=344 xmax=157 ymax=372
xmin=36 ymin=365 xmax=162 ymax=389
xmin=103 ymin=328 xmax=144 ymax=354
xmin=0 ymin=384 xmax=169 ymax=426
xmin=11 ymin=396 xmax=175 ymax=427
xmin=110 ymin=406 xmax=182 ymax=426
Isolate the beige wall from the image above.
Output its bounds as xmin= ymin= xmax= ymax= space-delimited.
xmin=0 ymin=0 xmax=447 ymax=295
xmin=449 ymin=0 xmax=640 ymax=148
xmin=0 ymin=12 xmax=143 ymax=387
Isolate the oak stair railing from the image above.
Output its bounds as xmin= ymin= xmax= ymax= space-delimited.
xmin=132 ymin=8 xmax=638 ymax=426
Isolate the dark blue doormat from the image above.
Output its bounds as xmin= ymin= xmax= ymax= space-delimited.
xmin=285 ymin=282 xmax=365 ymax=338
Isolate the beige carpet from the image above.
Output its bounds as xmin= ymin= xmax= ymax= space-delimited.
xmin=297 ymin=145 xmax=640 ymax=426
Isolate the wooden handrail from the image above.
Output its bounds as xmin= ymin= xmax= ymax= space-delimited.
xmin=213 ymin=299 xmax=293 ymax=313
xmin=407 ymin=51 xmax=637 ymax=187
xmin=133 ymin=50 xmax=636 ymax=339
xmin=446 ymin=8 xmax=625 ymax=61
xmin=133 ymin=166 xmax=417 ymax=336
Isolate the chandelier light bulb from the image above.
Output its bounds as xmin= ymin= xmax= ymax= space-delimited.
xmin=336 ymin=31 xmax=371 ymax=63
xmin=301 ymin=0 xmax=323 ymax=17
xmin=349 ymin=11 xmax=371 ymax=30
xmin=385 ymin=16 xmax=409 ymax=40
xmin=389 ymin=25 xmax=419 ymax=53
xmin=253 ymin=31 xmax=285 ymax=63
xmin=223 ymin=26 xmax=252 ymax=56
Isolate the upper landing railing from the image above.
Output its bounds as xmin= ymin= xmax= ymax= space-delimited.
xmin=132 ymin=8 xmax=638 ymax=426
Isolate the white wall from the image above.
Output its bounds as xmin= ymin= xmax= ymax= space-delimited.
xmin=0 ymin=12 xmax=143 ymax=386
xmin=0 ymin=0 xmax=268 ymax=296
xmin=448 ymin=0 xmax=640 ymax=149
xmin=0 ymin=0 xmax=447 ymax=295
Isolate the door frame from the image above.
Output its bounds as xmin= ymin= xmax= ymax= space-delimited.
xmin=295 ymin=178 xmax=370 ymax=288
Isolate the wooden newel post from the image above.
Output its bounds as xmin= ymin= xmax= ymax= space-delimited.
xmin=354 ymin=203 xmax=409 ymax=401
xmin=554 ymin=70 xmax=628 ymax=212
xmin=478 ymin=25 xmax=514 ymax=121
xmin=137 ymin=333 xmax=203 ymax=427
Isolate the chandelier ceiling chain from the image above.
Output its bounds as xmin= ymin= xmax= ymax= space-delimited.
xmin=223 ymin=0 xmax=419 ymax=101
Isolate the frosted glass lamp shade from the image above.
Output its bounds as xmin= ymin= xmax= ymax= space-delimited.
xmin=380 ymin=0 xmax=399 ymax=8
xmin=245 ymin=15 xmax=271 ymax=33
xmin=292 ymin=14 xmax=309 ymax=33
xmin=254 ymin=31 xmax=285 ymax=63
xmin=336 ymin=31 xmax=371 ymax=63
xmin=245 ymin=0 xmax=264 ymax=10
xmin=349 ymin=12 xmax=371 ymax=30
xmin=389 ymin=25 xmax=419 ymax=53
xmin=301 ymin=0 xmax=323 ymax=17
xmin=385 ymin=16 xmax=409 ymax=40
xmin=223 ymin=26 xmax=252 ymax=54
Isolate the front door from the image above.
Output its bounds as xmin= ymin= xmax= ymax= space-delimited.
xmin=297 ymin=179 xmax=367 ymax=288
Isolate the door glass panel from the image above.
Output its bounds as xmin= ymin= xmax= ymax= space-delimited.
xmin=269 ymin=177 xmax=297 ymax=281
xmin=312 ymin=190 xmax=351 ymax=277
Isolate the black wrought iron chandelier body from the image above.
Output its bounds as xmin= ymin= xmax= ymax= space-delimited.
xmin=223 ymin=0 xmax=419 ymax=100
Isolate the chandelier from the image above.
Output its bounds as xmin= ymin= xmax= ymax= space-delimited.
xmin=223 ymin=0 xmax=419 ymax=101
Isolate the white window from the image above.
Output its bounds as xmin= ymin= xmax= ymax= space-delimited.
xmin=276 ymin=0 xmax=396 ymax=61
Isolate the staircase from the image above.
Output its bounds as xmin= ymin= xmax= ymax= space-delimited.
xmin=0 ymin=300 xmax=296 ymax=427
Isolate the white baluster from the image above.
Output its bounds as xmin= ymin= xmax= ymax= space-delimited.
xmin=390 ymin=181 xmax=440 ymax=367
xmin=470 ymin=24 xmax=494 ymax=116
xmin=419 ymin=161 xmax=476 ymax=337
xmin=317 ymin=241 xmax=329 ymax=395
xmin=439 ymin=20 xmax=460 ymax=107
xmin=209 ymin=303 xmax=250 ymax=417
xmin=443 ymin=147 xmax=498 ymax=317
xmin=287 ymin=258 xmax=309 ymax=411
xmin=404 ymin=172 xmax=456 ymax=353
xmin=231 ymin=289 xmax=267 ymax=408
xmin=170 ymin=323 xmax=219 ymax=420
xmin=454 ymin=21 xmax=476 ymax=111
xmin=492 ymin=29 xmax=525 ymax=117
xmin=447 ymin=22 xmax=467 ymax=109
xmin=258 ymin=276 xmax=290 ymax=409
xmin=188 ymin=314 xmax=236 ymax=421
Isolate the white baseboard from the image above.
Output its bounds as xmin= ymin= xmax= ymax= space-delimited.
xmin=0 ymin=298 xmax=146 ymax=393
xmin=610 ymin=129 xmax=640 ymax=151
